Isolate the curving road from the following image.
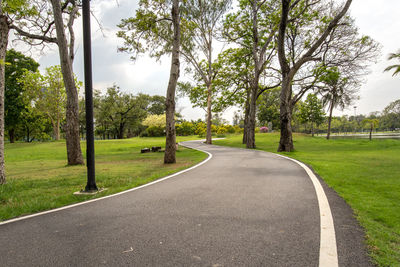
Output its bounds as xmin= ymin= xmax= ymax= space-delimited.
xmin=0 ymin=141 xmax=372 ymax=266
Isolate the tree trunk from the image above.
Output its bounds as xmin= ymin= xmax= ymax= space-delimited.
xmin=26 ymin=126 xmax=30 ymax=142
xmin=277 ymin=0 xmax=352 ymax=152
xmin=54 ymin=119 xmax=60 ymax=140
xmin=164 ymin=0 xmax=180 ymax=164
xmin=326 ymin=100 xmax=334 ymax=140
xmin=0 ymin=13 xmax=8 ymax=184
xmin=369 ymin=125 xmax=372 ymax=141
xmin=118 ymin=123 xmax=124 ymax=139
xmin=205 ymin=83 xmax=212 ymax=144
xmin=311 ymin=122 xmax=314 ymax=137
xmin=278 ymin=79 xmax=294 ymax=152
xmin=9 ymin=128 xmax=15 ymax=143
xmin=51 ymin=0 xmax=83 ymax=165
xmin=246 ymin=86 xmax=257 ymax=149
xmin=242 ymin=89 xmax=251 ymax=144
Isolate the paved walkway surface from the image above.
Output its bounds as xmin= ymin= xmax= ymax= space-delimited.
xmin=0 ymin=141 xmax=373 ymax=266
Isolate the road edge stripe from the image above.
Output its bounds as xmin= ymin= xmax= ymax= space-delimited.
xmin=274 ymin=153 xmax=338 ymax=267
xmin=0 ymin=145 xmax=212 ymax=226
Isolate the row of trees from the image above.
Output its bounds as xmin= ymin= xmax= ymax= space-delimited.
xmin=117 ymin=0 xmax=380 ymax=163
xmin=1 ymin=0 xmax=397 ymax=184
xmin=4 ymin=50 xmax=169 ymax=143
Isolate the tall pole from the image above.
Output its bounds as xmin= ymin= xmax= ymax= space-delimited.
xmin=82 ymin=0 xmax=97 ymax=192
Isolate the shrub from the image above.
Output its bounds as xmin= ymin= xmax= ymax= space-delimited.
xmin=217 ymin=126 xmax=228 ymax=135
xmin=234 ymin=125 xmax=243 ymax=133
xmin=226 ymin=125 xmax=236 ymax=134
xmin=195 ymin=122 xmax=206 ymax=136
xmin=142 ymin=114 xmax=166 ymax=128
xmin=145 ymin=126 xmax=165 ymax=137
xmin=176 ymin=121 xmax=195 ymax=136
xmin=260 ymin=126 xmax=269 ymax=133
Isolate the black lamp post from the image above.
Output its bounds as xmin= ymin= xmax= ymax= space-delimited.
xmin=82 ymin=0 xmax=97 ymax=192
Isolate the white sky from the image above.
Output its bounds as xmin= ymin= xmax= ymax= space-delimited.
xmin=23 ymin=0 xmax=400 ymax=122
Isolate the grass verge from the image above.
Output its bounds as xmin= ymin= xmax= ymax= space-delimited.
xmin=214 ymin=133 xmax=400 ymax=267
xmin=0 ymin=136 xmax=207 ymax=222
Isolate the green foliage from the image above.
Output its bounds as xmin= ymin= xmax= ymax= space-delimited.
xmin=217 ymin=125 xmax=227 ymax=135
xmin=145 ymin=125 xmax=165 ymax=137
xmin=19 ymin=65 xmax=68 ymax=140
xmin=257 ymin=88 xmax=280 ymax=130
xmin=1 ymin=0 xmax=38 ymax=17
xmin=117 ymin=0 xmax=176 ymax=60
xmin=384 ymin=51 xmax=400 ymax=76
xmin=142 ymin=114 xmax=166 ymax=128
xmin=233 ymin=125 xmax=243 ymax=134
xmin=176 ymin=121 xmax=195 ymax=136
xmin=381 ymin=99 xmax=400 ymax=130
xmin=195 ymin=122 xmax=206 ymax=136
xmin=298 ymin=94 xmax=326 ymax=127
xmin=5 ymin=49 xmax=39 ymax=141
xmin=94 ymin=85 xmax=149 ymax=139
xmin=225 ymin=124 xmax=235 ymax=134
xmin=147 ymin=95 xmax=166 ymax=115
xmin=362 ymin=118 xmax=379 ymax=129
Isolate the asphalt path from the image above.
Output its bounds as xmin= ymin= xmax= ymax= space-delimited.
xmin=0 ymin=141 xmax=373 ymax=266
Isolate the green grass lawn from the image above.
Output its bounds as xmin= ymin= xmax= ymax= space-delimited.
xmin=0 ymin=136 xmax=207 ymax=222
xmin=214 ymin=133 xmax=400 ymax=266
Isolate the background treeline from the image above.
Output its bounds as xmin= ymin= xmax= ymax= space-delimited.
xmin=5 ymin=48 xmax=399 ymax=142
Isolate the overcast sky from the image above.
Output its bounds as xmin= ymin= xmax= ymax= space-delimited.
xmin=33 ymin=0 xmax=400 ymax=122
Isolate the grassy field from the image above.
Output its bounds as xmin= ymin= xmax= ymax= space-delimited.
xmin=0 ymin=136 xmax=207 ymax=222
xmin=214 ymin=133 xmax=400 ymax=266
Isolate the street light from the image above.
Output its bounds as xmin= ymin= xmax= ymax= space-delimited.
xmin=82 ymin=0 xmax=97 ymax=192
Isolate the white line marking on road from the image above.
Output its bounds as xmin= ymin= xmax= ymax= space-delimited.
xmin=275 ymin=154 xmax=338 ymax=267
xmin=0 ymin=144 xmax=212 ymax=226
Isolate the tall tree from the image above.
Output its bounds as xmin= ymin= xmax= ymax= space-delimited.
xmin=362 ymin=118 xmax=379 ymax=141
xmin=49 ymin=0 xmax=83 ymax=164
xmin=94 ymin=86 xmax=148 ymax=139
xmin=118 ymin=0 xmax=182 ymax=163
xmin=316 ymin=66 xmax=357 ymax=139
xmin=257 ymin=87 xmax=281 ymax=130
xmin=20 ymin=66 xmax=68 ymax=141
xmin=223 ymin=0 xmax=280 ymax=148
xmin=179 ymin=0 xmax=231 ymax=144
xmin=178 ymin=48 xmax=251 ymax=143
xmin=165 ymin=0 xmax=181 ymax=163
xmin=277 ymin=0 xmax=353 ymax=151
xmin=298 ymin=93 xmax=325 ymax=137
xmin=5 ymin=49 xmax=39 ymax=143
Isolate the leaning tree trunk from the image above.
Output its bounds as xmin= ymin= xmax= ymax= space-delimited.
xmin=0 ymin=13 xmax=8 ymax=184
xmin=326 ymin=100 xmax=334 ymax=140
xmin=278 ymin=79 xmax=294 ymax=152
xmin=164 ymin=0 xmax=180 ymax=164
xmin=242 ymin=88 xmax=251 ymax=144
xmin=205 ymin=83 xmax=212 ymax=144
xmin=51 ymin=0 xmax=83 ymax=165
xmin=246 ymin=86 xmax=257 ymax=149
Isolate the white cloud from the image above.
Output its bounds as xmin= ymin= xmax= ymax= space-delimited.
xmin=29 ymin=0 xmax=400 ymax=122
